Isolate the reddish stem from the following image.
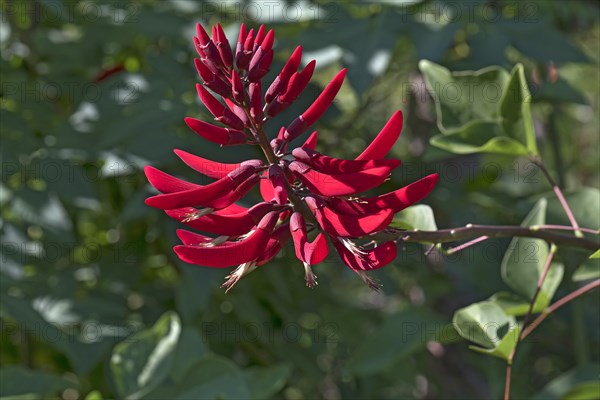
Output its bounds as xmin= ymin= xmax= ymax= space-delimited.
xmin=521 ymin=279 xmax=600 ymax=340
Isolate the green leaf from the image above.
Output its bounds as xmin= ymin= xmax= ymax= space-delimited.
xmin=532 ymin=364 xmax=600 ymax=400
xmin=573 ymin=258 xmax=600 ymax=282
xmin=0 ymin=366 xmax=78 ymax=398
xmin=430 ymin=121 xmax=528 ymax=156
xmin=504 ymin=23 xmax=590 ymax=63
xmin=175 ymin=264 xmax=218 ymax=324
xmin=532 ymin=78 xmax=588 ymax=105
xmin=488 ymin=292 xmax=531 ymax=316
xmin=244 ymin=363 xmax=292 ymax=400
xmin=452 ymin=301 xmax=517 ymax=351
xmin=0 ymin=295 xmax=117 ymax=375
xmin=469 ymin=324 xmax=520 ymax=361
xmin=418 ymin=60 xmax=510 ymax=132
xmin=391 ymin=204 xmax=437 ymax=231
xmin=110 ymin=312 xmax=182 ymax=400
xmin=501 ymin=199 xmax=562 ymax=306
xmin=547 ymin=187 xmax=600 ymax=229
xmin=146 ymin=355 xmax=250 ymax=400
xmin=563 ymin=381 xmax=600 ymax=400
xmin=347 ymin=309 xmax=442 ymax=376
xmin=169 ymin=328 xmax=208 ymax=383
xmin=500 ymin=64 xmax=538 ymax=155
xmin=590 ymin=250 xmax=600 ymax=259
xmin=84 ymin=391 xmax=104 ymax=400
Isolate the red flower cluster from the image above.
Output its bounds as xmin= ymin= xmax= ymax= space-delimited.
xmin=145 ymin=23 xmax=439 ymax=290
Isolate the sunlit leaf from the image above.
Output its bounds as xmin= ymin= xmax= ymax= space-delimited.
xmin=453 ymin=301 xmax=517 ymax=352
xmin=392 ymin=204 xmax=437 ymax=231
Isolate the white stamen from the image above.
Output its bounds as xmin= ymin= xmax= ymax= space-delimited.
xmin=303 ymin=262 xmax=318 ymax=288
xmin=182 ymin=208 xmax=214 ymax=222
xmin=355 ymin=271 xmax=381 ymax=292
xmin=221 ymin=262 xmax=258 ymax=293
xmin=340 ymin=237 xmax=367 ymax=256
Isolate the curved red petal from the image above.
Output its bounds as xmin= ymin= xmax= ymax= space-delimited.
xmin=304 ymin=233 xmax=329 ymax=265
xmin=144 ymin=166 xmax=199 ymax=193
xmin=145 ymin=166 xmax=256 ymax=210
xmin=333 ymin=240 xmax=397 ymax=271
xmin=184 ymin=117 xmax=246 ymax=145
xmin=257 ymin=223 xmax=291 ymax=266
xmin=196 ymin=84 xmax=244 ymax=129
xmin=208 ymin=174 xmax=260 ymax=210
xmin=167 ymin=202 xmax=273 ymax=236
xmin=289 ymin=161 xmax=392 ymax=196
xmin=326 ymin=173 xmax=439 ymax=215
xmin=306 ymin=197 xmax=393 ymax=237
xmin=356 ymin=110 xmax=403 ymax=160
xmin=292 ymin=147 xmax=401 ymax=174
xmin=301 ymin=131 xmax=318 ymax=151
xmin=173 ymin=211 xmax=278 ymax=267
xmin=176 ymin=229 xmax=213 ymax=245
xmin=174 ymin=149 xmax=242 ymax=179
xmin=283 ymin=69 xmax=346 ymax=142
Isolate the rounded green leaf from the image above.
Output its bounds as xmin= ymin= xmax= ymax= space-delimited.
xmin=391 ymin=204 xmax=437 ymax=232
xmin=501 ymin=199 xmax=558 ymax=303
xmin=453 ymin=301 xmax=517 ymax=350
xmin=110 ymin=312 xmax=182 ymax=400
xmin=418 ymin=60 xmax=510 ymax=132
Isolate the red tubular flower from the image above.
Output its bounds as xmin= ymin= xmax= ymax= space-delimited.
xmin=196 ymin=84 xmax=244 ymax=129
xmin=166 ymin=202 xmax=275 ymax=236
xmin=283 ymin=68 xmax=347 ymax=141
xmin=290 ymin=212 xmax=329 ymax=287
xmin=213 ymin=23 xmax=233 ymax=69
xmin=325 ymin=174 xmax=439 ymax=215
xmin=194 ymin=58 xmax=231 ymax=98
xmin=305 ymin=197 xmax=393 ymax=238
xmin=144 ymin=23 xmax=439 ymax=290
xmin=288 ymin=161 xmax=395 ymax=196
xmin=184 ymin=117 xmax=247 ymax=146
xmin=174 ymin=149 xmax=246 ymax=178
xmin=265 ymin=60 xmax=315 ymax=117
xmin=249 ymin=82 xmax=263 ymax=120
xmin=356 ymin=110 xmax=404 ymax=160
xmin=292 ymin=147 xmax=401 ymax=174
xmin=265 ymin=46 xmax=302 ymax=103
xmin=195 ymin=24 xmax=222 ymax=70
xmin=174 ymin=211 xmax=279 ymax=267
xmin=267 ymin=165 xmax=288 ymax=205
xmin=145 ymin=165 xmax=258 ymax=210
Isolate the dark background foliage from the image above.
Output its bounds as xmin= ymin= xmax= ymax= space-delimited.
xmin=1 ymin=0 xmax=598 ymax=399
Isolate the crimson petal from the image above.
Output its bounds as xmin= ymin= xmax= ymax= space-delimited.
xmin=356 ymin=110 xmax=403 ymax=160
xmin=289 ymin=161 xmax=393 ymax=196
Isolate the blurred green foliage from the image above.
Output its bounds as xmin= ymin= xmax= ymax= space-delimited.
xmin=1 ymin=0 xmax=599 ymax=399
